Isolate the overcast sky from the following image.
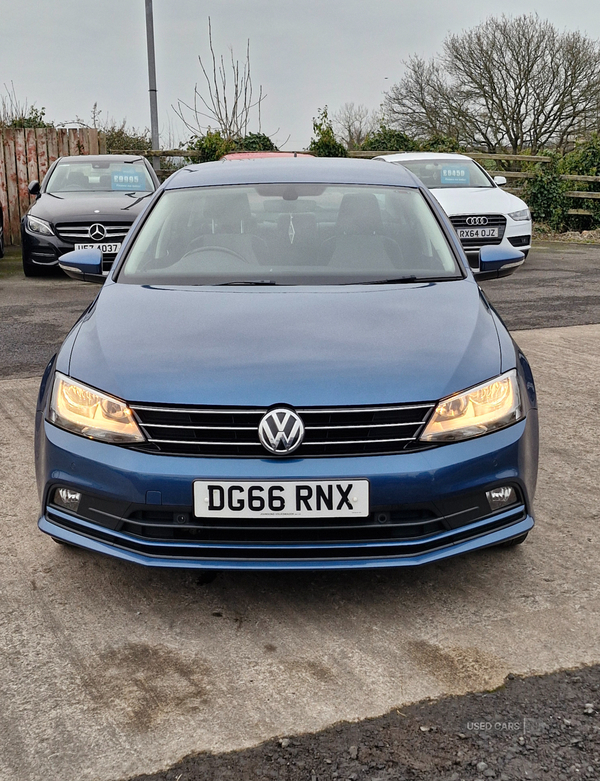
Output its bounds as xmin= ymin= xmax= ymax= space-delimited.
xmin=1 ymin=0 xmax=598 ymax=150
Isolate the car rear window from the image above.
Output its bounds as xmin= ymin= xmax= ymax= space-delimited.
xmin=118 ymin=184 xmax=462 ymax=285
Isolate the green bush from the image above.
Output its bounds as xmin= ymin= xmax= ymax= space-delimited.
xmin=104 ymin=122 xmax=151 ymax=153
xmin=522 ymin=155 xmax=568 ymax=231
xmin=361 ymin=125 xmax=418 ymax=152
xmin=419 ymin=135 xmax=461 ymax=153
xmin=560 ymin=135 xmax=600 ymax=228
xmin=235 ymin=133 xmax=277 ymax=152
xmin=308 ymin=108 xmax=348 ymax=157
xmin=7 ymin=105 xmax=53 ymax=129
xmin=185 ymin=130 xmax=278 ymax=163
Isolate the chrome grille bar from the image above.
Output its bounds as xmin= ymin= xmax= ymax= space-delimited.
xmin=130 ymin=401 xmax=436 ymax=457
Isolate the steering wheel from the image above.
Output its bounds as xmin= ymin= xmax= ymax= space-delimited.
xmin=182 ymin=245 xmax=250 ymax=263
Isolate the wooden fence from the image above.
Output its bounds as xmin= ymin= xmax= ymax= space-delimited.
xmin=0 ymin=128 xmax=106 ymax=245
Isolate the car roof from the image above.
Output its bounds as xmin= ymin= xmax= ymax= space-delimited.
xmin=164 ymin=157 xmax=420 ymax=189
xmin=221 ymin=152 xmax=314 ymax=160
xmin=55 ymin=154 xmax=149 ymax=164
xmin=375 ymin=152 xmax=472 ymax=163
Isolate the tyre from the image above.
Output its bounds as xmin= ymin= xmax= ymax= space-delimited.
xmin=23 ymin=254 xmax=47 ymax=277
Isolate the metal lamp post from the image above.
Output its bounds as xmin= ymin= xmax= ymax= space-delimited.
xmin=145 ymin=0 xmax=160 ymax=170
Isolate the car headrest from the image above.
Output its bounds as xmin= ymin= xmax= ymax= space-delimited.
xmin=203 ymin=192 xmax=252 ymax=233
xmin=336 ymin=193 xmax=383 ymax=234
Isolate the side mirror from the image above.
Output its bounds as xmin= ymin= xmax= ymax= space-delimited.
xmin=28 ymin=180 xmax=41 ymax=197
xmin=493 ymin=175 xmax=507 ymax=186
xmin=474 ymin=245 xmax=525 ymax=280
xmin=58 ymin=248 xmax=105 ymax=283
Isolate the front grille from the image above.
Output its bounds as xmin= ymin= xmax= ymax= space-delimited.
xmin=54 ymin=221 xmax=132 ymax=242
xmin=450 ymin=214 xmax=506 ymax=248
xmin=122 ymin=506 xmax=446 ymax=544
xmin=129 ymin=402 xmax=437 ymax=458
xmin=102 ymin=255 xmax=118 ymax=274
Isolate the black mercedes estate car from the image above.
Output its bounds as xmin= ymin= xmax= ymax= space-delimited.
xmin=21 ymin=154 xmax=159 ymax=276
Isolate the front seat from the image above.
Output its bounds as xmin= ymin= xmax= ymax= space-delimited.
xmin=198 ymin=192 xmax=266 ymax=264
xmin=324 ymin=193 xmax=402 ymax=271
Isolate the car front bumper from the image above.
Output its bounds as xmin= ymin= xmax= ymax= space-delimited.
xmin=21 ymin=227 xmax=121 ymax=273
xmin=36 ymin=410 xmax=538 ymax=570
xmin=460 ymin=219 xmax=532 ymax=269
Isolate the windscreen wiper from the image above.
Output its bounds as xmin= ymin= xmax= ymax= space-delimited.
xmin=350 ymin=276 xmax=419 ymax=285
xmin=213 ymin=280 xmax=280 ymax=286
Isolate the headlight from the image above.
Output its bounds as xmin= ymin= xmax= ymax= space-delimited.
xmin=420 ymin=370 xmax=523 ymax=442
xmin=26 ymin=215 xmax=55 ymax=236
xmin=48 ymin=373 xmax=145 ymax=443
xmin=508 ymin=208 xmax=530 ymax=221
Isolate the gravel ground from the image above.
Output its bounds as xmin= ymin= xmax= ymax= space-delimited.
xmin=129 ymin=666 xmax=600 ymax=781
xmin=2 ymin=243 xmax=599 ymax=781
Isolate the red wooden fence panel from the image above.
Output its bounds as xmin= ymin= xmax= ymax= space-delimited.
xmin=0 ymin=127 xmax=101 ymax=246
xmin=4 ymin=132 xmax=20 ymax=244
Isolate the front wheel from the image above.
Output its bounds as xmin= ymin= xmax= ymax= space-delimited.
xmin=23 ymin=254 xmax=47 ymax=277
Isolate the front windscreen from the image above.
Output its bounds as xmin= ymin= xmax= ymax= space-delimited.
xmin=399 ymin=159 xmax=493 ymax=189
xmin=46 ymin=161 xmax=155 ymax=194
xmin=118 ymin=184 xmax=462 ymax=285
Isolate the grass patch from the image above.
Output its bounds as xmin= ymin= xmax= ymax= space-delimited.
xmin=0 ymin=245 xmax=22 ymax=277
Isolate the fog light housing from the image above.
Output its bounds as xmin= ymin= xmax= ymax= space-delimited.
xmin=486 ymin=486 xmax=516 ymax=511
xmin=54 ymin=487 xmax=82 ymax=512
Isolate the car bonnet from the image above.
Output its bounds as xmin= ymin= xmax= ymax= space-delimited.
xmin=65 ymin=280 xmax=503 ymax=407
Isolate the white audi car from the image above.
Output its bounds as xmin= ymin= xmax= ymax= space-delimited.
xmin=375 ymin=152 xmax=532 ymax=270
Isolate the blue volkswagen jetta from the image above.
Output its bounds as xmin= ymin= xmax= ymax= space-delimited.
xmin=35 ymin=157 xmax=538 ymax=570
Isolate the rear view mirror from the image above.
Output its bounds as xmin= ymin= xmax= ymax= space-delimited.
xmin=493 ymin=175 xmax=507 ymax=186
xmin=58 ymin=248 xmax=105 ymax=283
xmin=28 ymin=180 xmax=41 ymax=197
xmin=474 ymin=245 xmax=524 ymax=280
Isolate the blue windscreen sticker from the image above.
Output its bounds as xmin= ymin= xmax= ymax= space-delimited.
xmin=441 ymin=167 xmax=470 ymax=185
xmin=111 ymin=167 xmax=145 ymax=191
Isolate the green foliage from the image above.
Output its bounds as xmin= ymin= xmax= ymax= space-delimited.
xmin=523 ymin=155 xmax=568 ymax=231
xmin=185 ymin=130 xmax=278 ymax=163
xmin=361 ymin=125 xmax=418 ymax=152
xmin=235 ymin=133 xmax=277 ymax=152
xmin=419 ymin=135 xmax=461 ymax=153
xmin=186 ymin=130 xmax=234 ymax=163
xmin=308 ymin=107 xmax=348 ymax=157
xmin=6 ymin=105 xmax=52 ymax=129
xmin=558 ymin=135 xmax=600 ymax=227
xmin=104 ymin=122 xmax=152 ymax=153
xmin=359 ymin=127 xmax=459 ymax=153
xmin=561 ymin=134 xmax=600 ymax=178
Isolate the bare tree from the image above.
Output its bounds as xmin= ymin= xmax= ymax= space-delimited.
xmin=174 ymin=18 xmax=265 ymax=141
xmin=384 ymin=14 xmax=600 ymax=154
xmin=332 ymin=103 xmax=377 ymax=149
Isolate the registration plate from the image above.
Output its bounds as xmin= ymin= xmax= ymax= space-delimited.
xmin=193 ymin=480 xmax=370 ymax=519
xmin=74 ymin=242 xmax=121 ymax=254
xmin=456 ymin=227 xmax=498 ymax=240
